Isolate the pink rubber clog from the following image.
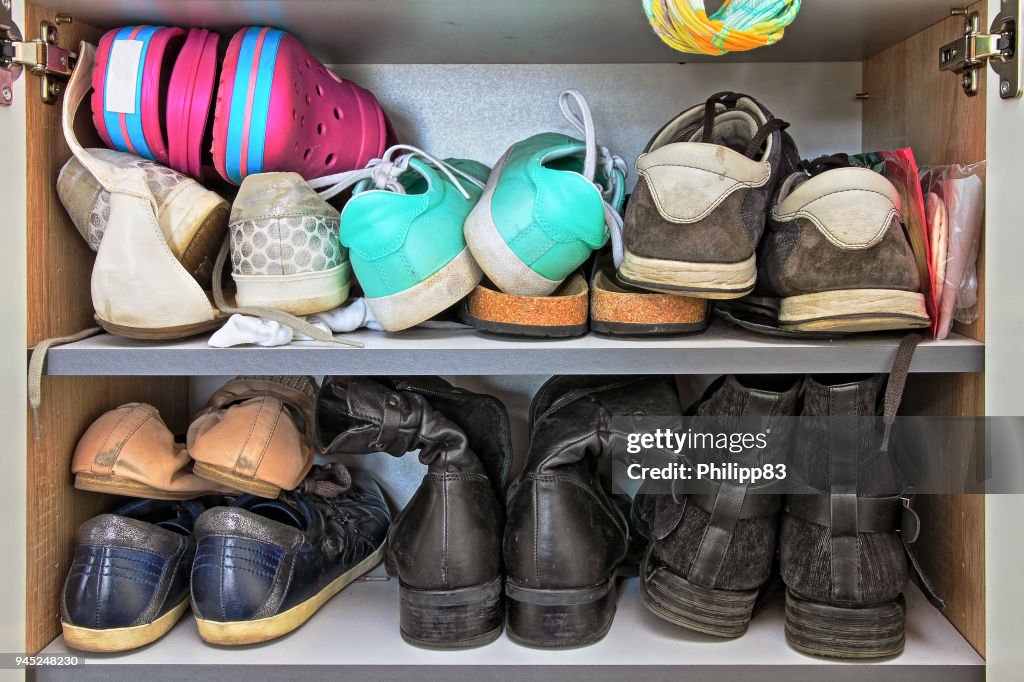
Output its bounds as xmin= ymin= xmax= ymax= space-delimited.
xmin=92 ymin=26 xmax=186 ymax=166
xmin=212 ymin=27 xmax=395 ymax=185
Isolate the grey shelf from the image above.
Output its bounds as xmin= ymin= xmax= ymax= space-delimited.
xmin=38 ymin=574 xmax=983 ymax=681
xmin=36 ymin=0 xmax=959 ymax=64
xmin=41 ymin=322 xmax=984 ymax=377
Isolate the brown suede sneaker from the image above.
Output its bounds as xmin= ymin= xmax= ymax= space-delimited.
xmin=759 ymin=155 xmax=930 ymax=332
xmin=617 ymin=92 xmax=793 ymax=299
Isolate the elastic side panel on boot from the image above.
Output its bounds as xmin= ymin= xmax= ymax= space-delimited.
xmin=653 ymin=504 xmax=778 ymax=592
xmin=779 ymin=514 xmax=909 ymax=605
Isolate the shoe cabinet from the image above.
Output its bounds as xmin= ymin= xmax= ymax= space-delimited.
xmin=5 ymin=0 xmax=1021 ymax=679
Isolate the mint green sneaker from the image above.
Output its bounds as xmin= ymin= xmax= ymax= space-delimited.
xmin=309 ymin=146 xmax=489 ymax=331
xmin=465 ymin=90 xmax=627 ymax=296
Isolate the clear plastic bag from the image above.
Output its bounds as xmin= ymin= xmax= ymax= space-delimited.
xmin=920 ymin=162 xmax=986 ymax=339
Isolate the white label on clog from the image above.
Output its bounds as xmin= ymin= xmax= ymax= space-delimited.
xmin=105 ymin=40 xmax=144 ymax=115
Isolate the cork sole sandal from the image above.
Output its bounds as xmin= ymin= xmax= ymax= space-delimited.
xmin=62 ymin=599 xmax=190 ymax=653
xmin=591 ymin=257 xmax=709 ymax=336
xmin=74 ymin=473 xmax=223 ymax=500
xmin=191 ymin=461 xmax=282 ymax=499
xmin=464 ymin=273 xmax=589 ymax=338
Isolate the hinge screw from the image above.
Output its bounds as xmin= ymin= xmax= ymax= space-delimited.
xmin=1002 ymin=80 xmax=1012 ymax=95
xmin=1 ymin=87 xmax=11 ymax=103
xmin=0 ymin=0 xmax=10 ymax=10
xmin=55 ymin=14 xmax=73 ymax=25
xmin=48 ymin=82 xmax=61 ymax=96
xmin=951 ymin=7 xmax=969 ymax=16
xmin=962 ymin=73 xmax=973 ymax=89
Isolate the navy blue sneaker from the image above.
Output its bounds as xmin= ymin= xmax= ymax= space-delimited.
xmin=191 ymin=465 xmax=390 ymax=645
xmin=61 ymin=498 xmax=207 ymax=652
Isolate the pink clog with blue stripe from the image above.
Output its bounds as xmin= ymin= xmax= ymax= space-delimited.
xmin=212 ymin=27 xmax=395 ymax=185
xmin=92 ymin=26 xmax=186 ymax=166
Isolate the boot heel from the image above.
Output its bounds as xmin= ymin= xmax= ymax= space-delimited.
xmin=505 ymin=580 xmax=617 ymax=648
xmin=641 ymin=561 xmax=758 ymax=638
xmin=398 ymin=577 xmax=503 ymax=649
xmin=785 ymin=589 xmax=906 ymax=659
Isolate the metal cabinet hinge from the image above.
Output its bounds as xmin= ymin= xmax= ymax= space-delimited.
xmin=940 ymin=0 xmax=1022 ymax=98
xmin=0 ymin=3 xmax=76 ymax=108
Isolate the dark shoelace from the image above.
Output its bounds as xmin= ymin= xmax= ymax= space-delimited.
xmin=881 ymin=333 xmax=924 ymax=451
xmin=798 ymin=153 xmax=853 ymax=177
xmin=698 ymin=90 xmax=791 ymax=159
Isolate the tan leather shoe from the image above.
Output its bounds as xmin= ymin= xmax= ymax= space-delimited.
xmin=188 ymin=376 xmax=318 ymax=498
xmin=72 ymin=403 xmax=228 ymax=499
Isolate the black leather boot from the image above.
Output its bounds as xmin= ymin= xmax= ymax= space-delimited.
xmin=504 ymin=375 xmax=679 ymax=648
xmin=316 ymin=376 xmax=511 ymax=649
xmin=636 ymin=374 xmax=801 ymax=638
xmin=780 ymin=359 xmax=942 ymax=658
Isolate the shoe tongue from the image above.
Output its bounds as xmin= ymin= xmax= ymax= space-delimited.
xmin=685 ymin=110 xmax=760 ymax=157
xmin=236 ymin=496 xmax=307 ymax=530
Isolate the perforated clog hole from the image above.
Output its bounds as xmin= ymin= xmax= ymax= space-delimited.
xmin=317 ymin=123 xmax=326 ymax=135
xmin=325 ymin=153 xmax=336 ymax=166
xmin=316 ymin=84 xmax=324 ymax=97
xmin=305 ymin=94 xmax=312 ymax=106
xmin=333 ymin=108 xmax=343 ymax=120
xmin=292 ymin=109 xmax=297 ymax=121
xmin=305 ymin=58 xmax=312 ymax=68
xmin=300 ymin=115 xmax=306 ymax=128
xmin=304 ymin=148 xmax=312 ymax=161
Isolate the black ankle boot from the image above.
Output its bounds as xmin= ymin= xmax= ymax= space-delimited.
xmin=636 ymin=374 xmax=801 ymax=638
xmin=316 ymin=376 xmax=512 ymax=649
xmin=780 ymin=360 xmax=942 ymax=658
xmin=504 ymin=375 xmax=680 ymax=648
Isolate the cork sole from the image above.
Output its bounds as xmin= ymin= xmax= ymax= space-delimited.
xmin=617 ymin=249 xmax=756 ymax=299
xmin=465 ymin=273 xmax=589 ymax=338
xmin=195 ymin=544 xmax=384 ymax=645
xmin=191 ymin=461 xmax=282 ymax=499
xmin=62 ymin=598 xmax=189 ymax=652
xmin=591 ymin=264 xmax=709 ymax=335
xmin=74 ymin=472 xmax=222 ymax=500
xmin=779 ymin=289 xmax=930 ymax=332
xmin=366 ymin=246 xmax=482 ymax=332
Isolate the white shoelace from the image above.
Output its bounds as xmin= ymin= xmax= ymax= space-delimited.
xmin=558 ymin=90 xmax=629 ymax=266
xmin=308 ymin=144 xmax=485 ymax=201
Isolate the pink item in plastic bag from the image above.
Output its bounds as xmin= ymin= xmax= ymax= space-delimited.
xmin=166 ymin=28 xmax=221 ymax=180
xmin=212 ymin=27 xmax=396 ymax=185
